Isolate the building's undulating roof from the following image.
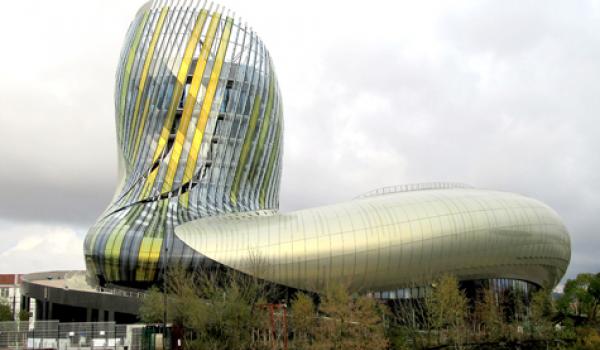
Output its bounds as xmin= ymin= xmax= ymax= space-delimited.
xmin=176 ymin=188 xmax=569 ymax=293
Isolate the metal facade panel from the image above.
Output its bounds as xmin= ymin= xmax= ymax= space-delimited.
xmin=176 ymin=189 xmax=571 ymax=293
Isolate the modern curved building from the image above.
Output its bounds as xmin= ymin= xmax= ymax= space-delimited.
xmin=84 ymin=0 xmax=283 ymax=286
xmin=84 ymin=0 xmax=570 ymax=296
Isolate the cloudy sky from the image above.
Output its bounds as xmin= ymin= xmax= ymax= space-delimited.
xmin=0 ymin=0 xmax=598 ymax=285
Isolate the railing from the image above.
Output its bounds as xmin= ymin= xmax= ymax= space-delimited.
xmin=0 ymin=321 xmax=138 ymax=350
xmin=355 ymin=182 xmax=474 ymax=199
xmin=95 ymin=286 xmax=146 ymax=299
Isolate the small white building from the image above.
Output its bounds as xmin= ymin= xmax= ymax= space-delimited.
xmin=0 ymin=274 xmax=24 ymax=321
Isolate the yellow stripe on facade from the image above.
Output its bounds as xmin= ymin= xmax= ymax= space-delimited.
xmin=149 ymin=15 xmax=232 ymax=273
xmin=259 ymin=116 xmax=282 ymax=208
xmin=127 ymin=7 xmax=169 ymax=158
xmin=139 ymin=9 xmax=209 ymax=200
xmin=140 ymin=10 xmax=208 ymax=198
xmin=103 ymin=212 xmax=135 ymax=281
xmin=179 ymin=17 xmax=234 ymax=207
xmin=119 ymin=11 xmax=150 ymax=147
xmin=103 ymin=182 xmax=150 ymax=281
xmin=150 ymin=9 xmax=209 ymax=165
xmin=230 ymin=92 xmax=263 ymax=205
xmin=141 ymin=168 xmax=159 ymax=198
xmin=136 ymin=200 xmax=167 ymax=281
xmin=248 ymin=72 xmax=275 ymax=184
xmin=135 ymin=237 xmax=163 ymax=281
xmin=160 ymin=12 xmax=223 ymax=194
xmin=131 ymin=96 xmax=152 ymax=162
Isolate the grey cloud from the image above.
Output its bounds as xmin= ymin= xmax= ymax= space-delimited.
xmin=275 ymin=0 xmax=600 ymax=282
xmin=0 ymin=0 xmax=598 ymax=281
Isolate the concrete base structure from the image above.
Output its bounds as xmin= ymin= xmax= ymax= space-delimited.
xmin=21 ymin=271 xmax=140 ymax=324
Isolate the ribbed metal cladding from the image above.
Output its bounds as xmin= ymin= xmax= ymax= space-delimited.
xmin=84 ymin=0 xmax=283 ymax=285
xmin=175 ymin=189 xmax=571 ymax=293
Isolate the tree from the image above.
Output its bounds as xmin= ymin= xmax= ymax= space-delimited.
xmin=474 ymin=288 xmax=505 ymax=342
xmin=589 ymin=273 xmax=600 ymax=320
xmin=138 ymin=267 xmax=270 ymax=350
xmin=528 ymin=288 xmax=554 ymax=339
xmin=138 ymin=286 xmax=165 ymax=324
xmin=314 ymin=283 xmax=387 ymax=350
xmin=290 ymin=292 xmax=316 ymax=349
xmin=389 ymin=297 xmax=432 ymax=349
xmin=496 ymin=287 xmax=527 ymax=344
xmin=351 ymin=295 xmax=388 ymax=349
xmin=314 ymin=283 xmax=352 ymax=349
xmin=188 ymin=278 xmax=264 ymax=349
xmin=558 ymin=273 xmax=600 ymax=323
xmin=428 ymin=275 xmax=468 ymax=348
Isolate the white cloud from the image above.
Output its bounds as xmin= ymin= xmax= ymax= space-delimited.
xmin=0 ymin=221 xmax=85 ymax=274
xmin=553 ymin=284 xmax=564 ymax=294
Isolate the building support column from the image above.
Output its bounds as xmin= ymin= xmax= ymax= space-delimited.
xmin=41 ymin=300 xmax=47 ymax=320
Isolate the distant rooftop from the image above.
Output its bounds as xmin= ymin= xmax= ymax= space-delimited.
xmin=0 ymin=274 xmax=21 ymax=285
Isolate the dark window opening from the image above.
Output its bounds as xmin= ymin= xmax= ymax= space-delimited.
xmin=220 ymin=80 xmax=235 ymax=113
xmin=178 ymin=82 xmax=190 ymax=110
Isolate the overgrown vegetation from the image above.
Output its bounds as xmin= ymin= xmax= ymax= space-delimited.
xmin=139 ymin=270 xmax=600 ymax=349
xmin=139 ymin=267 xmax=270 ymax=349
xmin=388 ymin=274 xmax=600 ymax=349
xmin=308 ymin=283 xmax=388 ymax=349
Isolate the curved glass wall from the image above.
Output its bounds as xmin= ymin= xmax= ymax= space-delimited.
xmin=84 ymin=0 xmax=283 ymax=285
xmin=372 ymin=278 xmax=537 ymax=301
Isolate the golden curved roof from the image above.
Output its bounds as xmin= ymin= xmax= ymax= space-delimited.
xmin=175 ymin=188 xmax=570 ymax=293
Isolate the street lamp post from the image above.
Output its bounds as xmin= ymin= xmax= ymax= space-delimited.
xmin=163 ymin=192 xmax=172 ymax=350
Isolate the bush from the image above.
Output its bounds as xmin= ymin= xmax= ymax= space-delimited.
xmin=18 ymin=309 xmax=29 ymax=322
xmin=0 ymin=301 xmax=12 ymax=321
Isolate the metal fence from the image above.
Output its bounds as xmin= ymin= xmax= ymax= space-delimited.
xmin=0 ymin=321 xmax=144 ymax=350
